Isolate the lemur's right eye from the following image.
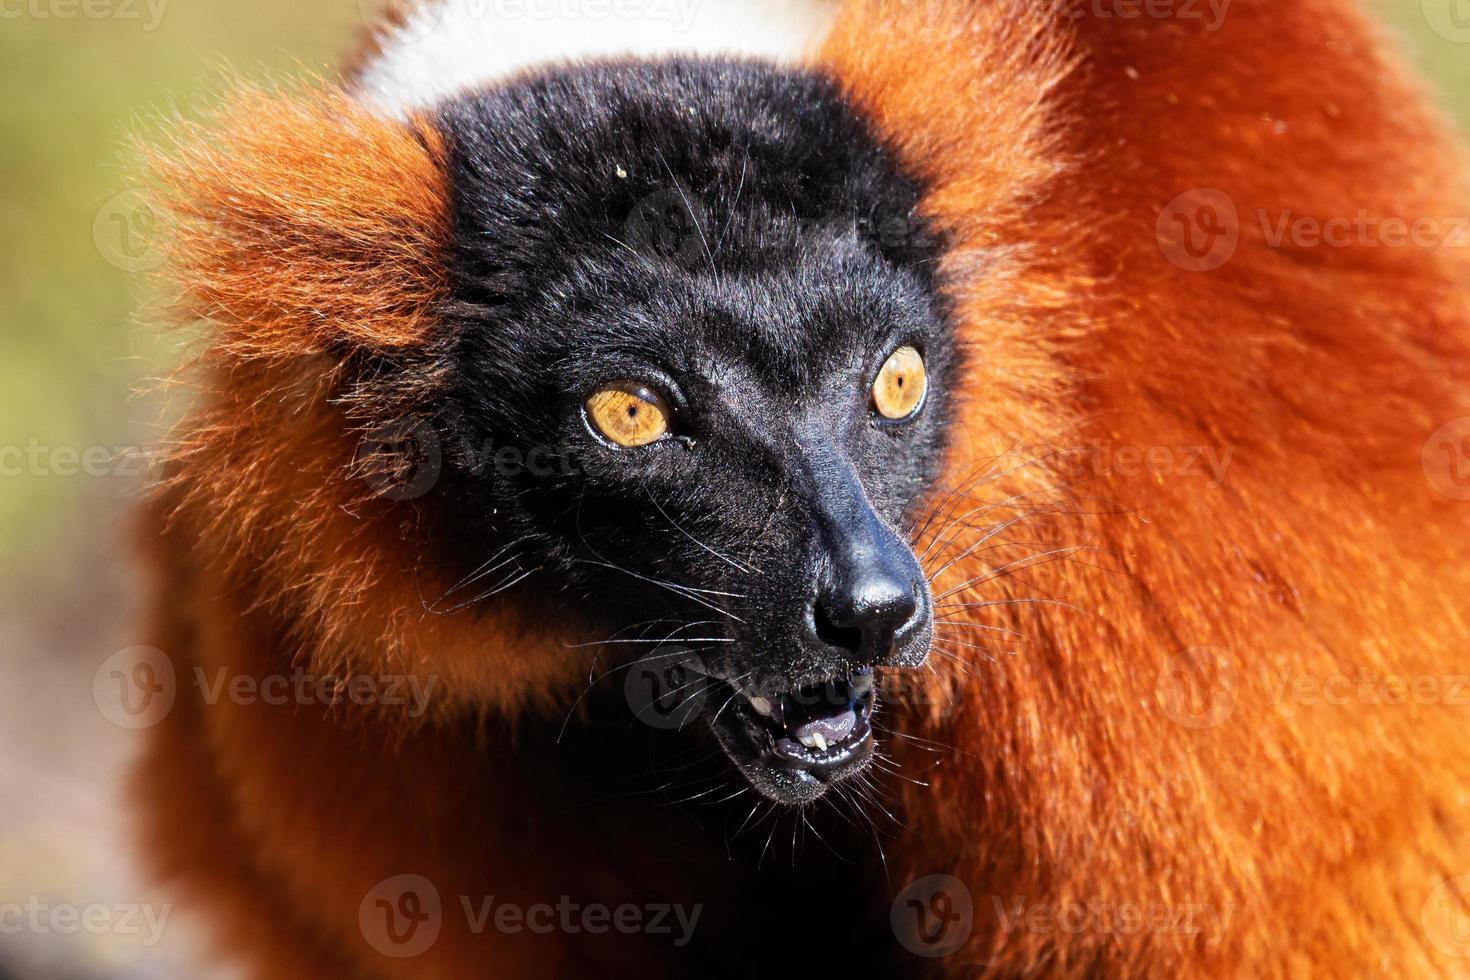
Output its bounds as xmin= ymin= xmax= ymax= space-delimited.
xmin=872 ymin=345 xmax=927 ymax=421
xmin=585 ymin=383 xmax=672 ymax=448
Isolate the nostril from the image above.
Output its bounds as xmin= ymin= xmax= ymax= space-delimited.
xmin=812 ymin=589 xmax=920 ymax=659
xmin=892 ymin=596 xmax=920 ymax=635
xmin=870 ymin=594 xmax=919 ymax=652
xmin=813 ymin=600 xmax=864 ymax=653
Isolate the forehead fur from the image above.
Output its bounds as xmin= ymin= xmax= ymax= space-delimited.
xmin=436 ymin=58 xmax=940 ymax=287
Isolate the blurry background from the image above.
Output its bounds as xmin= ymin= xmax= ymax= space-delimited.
xmin=0 ymin=1 xmax=1467 ymax=976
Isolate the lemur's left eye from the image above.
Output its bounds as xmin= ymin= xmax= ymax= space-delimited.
xmin=872 ymin=345 xmax=927 ymax=420
xmin=585 ymin=383 xmax=672 ymax=447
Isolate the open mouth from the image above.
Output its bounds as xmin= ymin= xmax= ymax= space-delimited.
xmin=707 ymin=668 xmax=877 ymax=803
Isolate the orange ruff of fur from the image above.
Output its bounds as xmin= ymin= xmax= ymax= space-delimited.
xmin=137 ymin=1 xmax=1470 ymax=977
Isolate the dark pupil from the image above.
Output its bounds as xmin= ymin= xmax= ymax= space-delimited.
xmin=627 ymin=405 xmax=639 ymax=418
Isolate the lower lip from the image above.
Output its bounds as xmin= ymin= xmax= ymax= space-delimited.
xmin=769 ymin=715 xmax=874 ymax=771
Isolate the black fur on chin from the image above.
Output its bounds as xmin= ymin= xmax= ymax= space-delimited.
xmin=416 ymin=58 xmax=957 ymax=799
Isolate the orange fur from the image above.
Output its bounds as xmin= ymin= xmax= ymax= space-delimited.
xmin=137 ymin=2 xmax=1470 ymax=976
xmin=825 ymin=0 xmax=1470 ymax=974
xmin=145 ymin=85 xmax=588 ymax=722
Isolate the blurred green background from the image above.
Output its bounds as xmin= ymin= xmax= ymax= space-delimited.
xmin=0 ymin=1 xmax=1467 ymax=977
xmin=0 ymin=6 xmax=383 ymax=977
xmin=1 ymin=0 xmax=370 ymax=562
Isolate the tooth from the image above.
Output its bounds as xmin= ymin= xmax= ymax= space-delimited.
xmin=748 ymin=696 xmax=773 ymax=716
xmin=813 ymin=732 xmax=827 ymax=752
xmin=798 ymin=734 xmax=820 ymax=749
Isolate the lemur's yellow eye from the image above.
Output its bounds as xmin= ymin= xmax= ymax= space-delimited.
xmin=586 ymin=383 xmax=672 ymax=447
xmin=872 ymin=345 xmax=927 ymax=420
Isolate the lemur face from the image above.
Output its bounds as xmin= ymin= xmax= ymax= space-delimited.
xmin=430 ymin=60 xmax=955 ymax=804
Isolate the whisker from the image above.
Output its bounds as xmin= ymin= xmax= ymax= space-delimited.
xmin=431 ymin=567 xmax=537 ymax=615
xmin=650 ymin=494 xmax=759 ymax=576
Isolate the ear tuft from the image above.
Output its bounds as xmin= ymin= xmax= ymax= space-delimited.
xmin=143 ymin=81 xmax=451 ymax=360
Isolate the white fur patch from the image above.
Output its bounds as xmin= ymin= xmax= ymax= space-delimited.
xmin=355 ymin=0 xmax=837 ymax=119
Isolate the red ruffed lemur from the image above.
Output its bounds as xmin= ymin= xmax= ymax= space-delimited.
xmin=135 ymin=0 xmax=1470 ymax=975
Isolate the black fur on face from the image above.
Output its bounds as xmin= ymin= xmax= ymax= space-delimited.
xmin=425 ymin=59 xmax=956 ymax=804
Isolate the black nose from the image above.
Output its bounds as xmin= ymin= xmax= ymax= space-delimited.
xmin=791 ymin=433 xmax=932 ymax=667
xmin=812 ymin=567 xmax=921 ymax=664
xmin=806 ymin=496 xmax=928 ymax=666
